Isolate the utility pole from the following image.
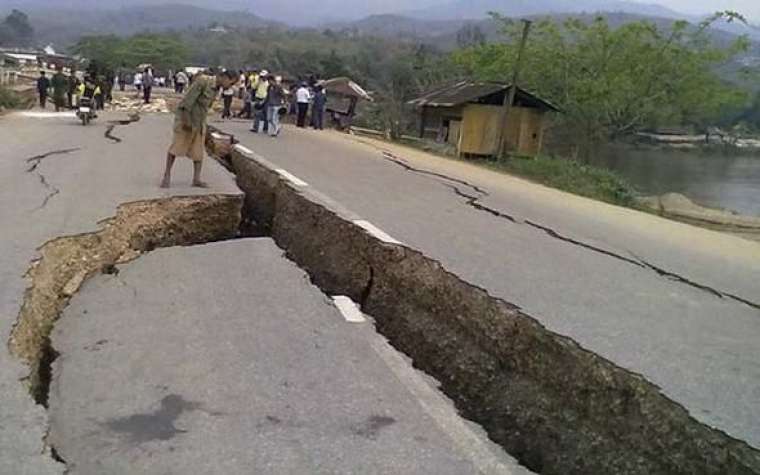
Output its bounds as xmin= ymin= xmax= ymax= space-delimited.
xmin=495 ymin=19 xmax=532 ymax=159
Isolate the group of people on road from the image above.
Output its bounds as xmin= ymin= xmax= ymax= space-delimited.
xmin=161 ymin=66 xmax=332 ymax=188
xmin=213 ymin=69 xmax=329 ymax=138
xmin=293 ymin=81 xmax=328 ymax=130
xmin=37 ymin=67 xmax=108 ymax=112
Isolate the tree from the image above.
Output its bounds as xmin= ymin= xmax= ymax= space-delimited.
xmin=456 ymin=24 xmax=486 ymax=49
xmin=321 ymin=50 xmax=347 ymax=78
xmin=455 ymin=12 xmax=752 ymax=144
xmin=73 ymin=33 xmax=189 ymax=72
xmin=0 ymin=9 xmax=34 ymax=46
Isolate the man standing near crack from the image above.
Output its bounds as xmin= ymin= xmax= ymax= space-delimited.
xmin=161 ymin=69 xmax=238 ymax=188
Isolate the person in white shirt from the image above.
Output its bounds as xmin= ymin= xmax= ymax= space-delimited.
xmin=295 ymin=83 xmax=311 ymax=128
xmin=221 ymin=84 xmax=235 ymax=119
xmin=175 ymin=71 xmax=188 ymax=94
xmin=238 ymin=71 xmax=246 ymax=99
xmin=134 ymin=71 xmax=143 ymax=95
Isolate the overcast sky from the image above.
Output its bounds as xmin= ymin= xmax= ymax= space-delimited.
xmin=3 ymin=0 xmax=759 ymax=22
xmin=259 ymin=0 xmax=759 ymax=23
xmin=631 ymin=0 xmax=759 ymax=20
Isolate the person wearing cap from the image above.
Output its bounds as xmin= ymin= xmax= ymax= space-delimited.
xmin=251 ymin=69 xmax=270 ymax=133
xmin=266 ymin=75 xmax=285 ymax=137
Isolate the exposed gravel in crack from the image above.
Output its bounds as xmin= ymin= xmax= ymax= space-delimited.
xmin=7 ymin=193 xmax=241 ymax=471
xmin=25 ymin=148 xmax=81 ymax=211
xmin=375 ymin=148 xmax=760 ymax=310
xmin=8 ymin=194 xmax=242 ymax=405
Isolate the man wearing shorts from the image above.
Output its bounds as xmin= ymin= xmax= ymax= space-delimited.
xmin=160 ymin=69 xmax=238 ymax=188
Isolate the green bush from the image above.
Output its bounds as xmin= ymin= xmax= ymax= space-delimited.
xmin=0 ymin=86 xmax=21 ymax=109
xmin=491 ymin=156 xmax=637 ymax=207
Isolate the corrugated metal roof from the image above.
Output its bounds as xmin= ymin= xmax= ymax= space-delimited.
xmin=409 ymin=81 xmax=505 ymax=107
xmin=409 ymin=80 xmax=559 ymax=112
xmin=320 ymin=77 xmax=373 ymax=101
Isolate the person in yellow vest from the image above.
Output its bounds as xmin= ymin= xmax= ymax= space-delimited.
xmin=251 ymin=69 xmax=270 ymax=133
xmin=255 ymin=70 xmax=269 ymax=101
xmin=248 ymin=70 xmax=259 ymax=90
xmin=76 ymin=77 xmax=98 ymax=117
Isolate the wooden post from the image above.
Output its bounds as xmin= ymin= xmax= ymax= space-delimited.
xmin=419 ymin=106 xmax=427 ymax=138
xmin=495 ymin=19 xmax=532 ymax=159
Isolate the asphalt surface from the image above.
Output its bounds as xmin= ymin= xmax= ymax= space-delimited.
xmin=217 ymin=120 xmax=760 ymax=449
xmin=49 ymin=239 xmax=525 ymax=475
xmin=1 ymin=110 xmax=529 ymax=474
xmin=0 ymin=111 xmax=239 ymax=473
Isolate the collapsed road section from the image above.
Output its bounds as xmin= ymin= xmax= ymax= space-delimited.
xmin=211 ymin=140 xmax=760 ymax=475
xmin=8 ymin=194 xmax=242 ymax=403
xmin=47 ymin=239 xmax=525 ymax=474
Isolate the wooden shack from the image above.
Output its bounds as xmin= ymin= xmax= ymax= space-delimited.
xmin=320 ymin=77 xmax=372 ymax=130
xmin=409 ymin=81 xmax=559 ymax=157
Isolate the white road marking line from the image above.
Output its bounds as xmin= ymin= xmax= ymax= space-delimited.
xmin=275 ymin=169 xmax=309 ymax=187
xmin=370 ymin=336 xmax=524 ymax=475
xmin=353 ymin=220 xmax=403 ymax=245
xmin=234 ymin=144 xmax=253 ymax=156
xmin=332 ymin=296 xmax=367 ymax=323
xmin=18 ymin=111 xmax=76 ymax=118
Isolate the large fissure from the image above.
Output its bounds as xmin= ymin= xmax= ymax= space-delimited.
xmin=220 ymin=141 xmax=760 ymax=475
xmin=375 ymin=148 xmax=760 ymax=310
xmin=10 ymin=135 xmax=759 ymax=474
xmin=8 ymin=194 xmax=242 ymax=442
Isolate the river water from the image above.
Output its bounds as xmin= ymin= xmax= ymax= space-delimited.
xmin=587 ymin=146 xmax=760 ymax=217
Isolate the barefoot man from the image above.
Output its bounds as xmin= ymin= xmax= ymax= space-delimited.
xmin=161 ymin=69 xmax=238 ymax=188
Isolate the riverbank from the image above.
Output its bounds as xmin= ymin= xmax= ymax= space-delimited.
xmin=351 ymin=130 xmax=760 ymax=242
xmin=635 ymin=131 xmax=760 ymax=154
xmin=387 ymin=134 xmax=637 ymax=208
xmin=638 ymin=193 xmax=760 ymax=242
xmin=587 ymin=143 xmax=760 ymax=218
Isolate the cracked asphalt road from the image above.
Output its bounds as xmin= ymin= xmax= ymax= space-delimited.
xmin=1 ymin=111 xmax=528 ymax=474
xmin=50 ymin=240 xmax=524 ymax=474
xmin=0 ymin=111 xmax=240 ymax=474
xmin=217 ymin=121 xmax=760 ymax=449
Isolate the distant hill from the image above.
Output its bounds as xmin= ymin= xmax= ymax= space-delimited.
xmin=402 ymin=0 xmax=760 ymax=40
xmin=334 ymin=11 xmax=758 ymax=48
xmin=326 ymin=14 xmax=469 ymax=39
xmin=327 ymin=10 xmax=760 ymax=83
xmin=404 ymin=0 xmax=684 ymax=22
xmin=0 ymin=3 xmax=280 ymax=47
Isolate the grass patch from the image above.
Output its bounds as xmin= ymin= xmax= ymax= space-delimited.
xmin=354 ymin=131 xmax=638 ymax=208
xmin=487 ymin=155 xmax=637 ymax=207
xmin=0 ymin=86 xmax=21 ymax=109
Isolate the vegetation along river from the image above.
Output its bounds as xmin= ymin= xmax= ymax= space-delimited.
xmin=588 ymin=146 xmax=760 ymax=217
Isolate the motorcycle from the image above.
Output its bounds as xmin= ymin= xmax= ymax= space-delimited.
xmin=76 ymin=96 xmax=96 ymax=126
